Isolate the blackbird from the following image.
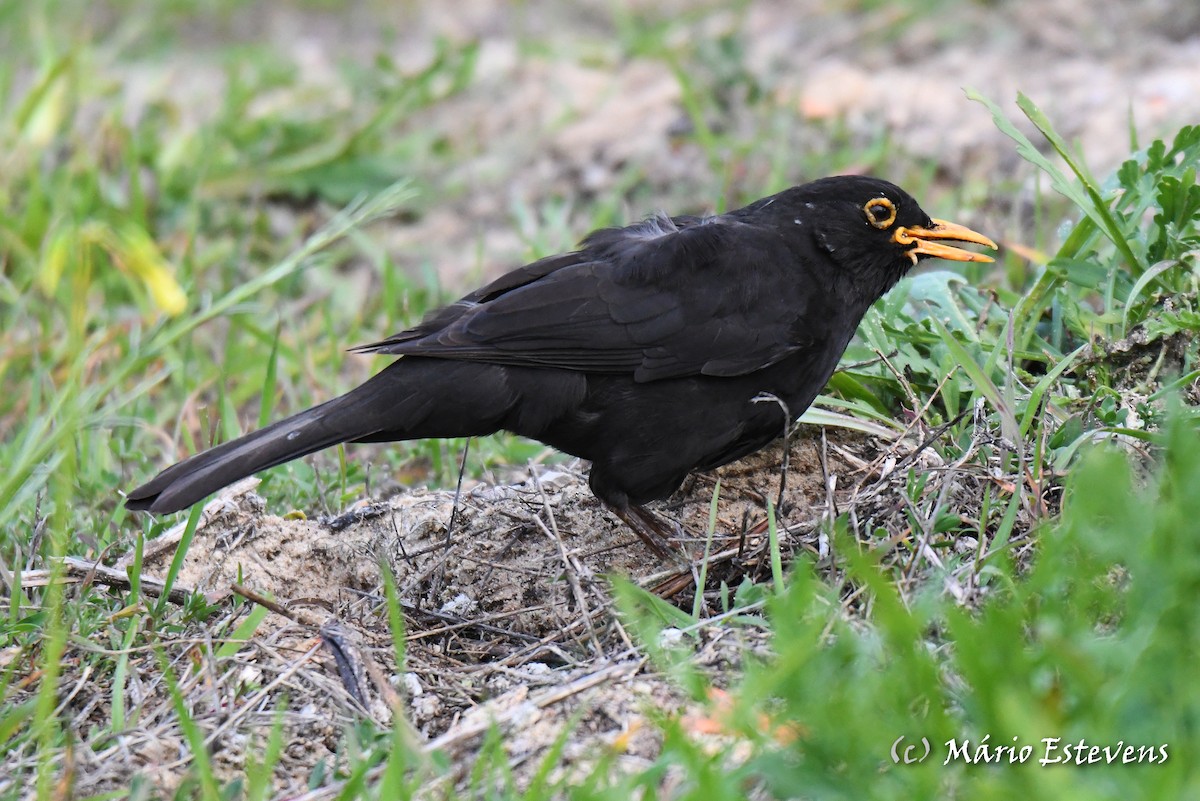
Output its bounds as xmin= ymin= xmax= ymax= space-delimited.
xmin=126 ymin=176 xmax=995 ymax=555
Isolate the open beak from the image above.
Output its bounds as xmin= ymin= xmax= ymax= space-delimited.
xmin=893 ymin=218 xmax=997 ymax=265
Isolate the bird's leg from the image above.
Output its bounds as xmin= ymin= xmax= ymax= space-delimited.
xmin=606 ymin=502 xmax=687 ymax=562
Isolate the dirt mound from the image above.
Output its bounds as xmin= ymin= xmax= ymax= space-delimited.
xmin=100 ymin=427 xmax=907 ymax=792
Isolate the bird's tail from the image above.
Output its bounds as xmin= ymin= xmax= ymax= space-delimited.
xmin=125 ymin=358 xmax=509 ymax=514
xmin=125 ymin=392 xmax=380 ymax=515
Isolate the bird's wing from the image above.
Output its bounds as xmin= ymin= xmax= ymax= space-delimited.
xmin=355 ymin=215 xmax=817 ymax=382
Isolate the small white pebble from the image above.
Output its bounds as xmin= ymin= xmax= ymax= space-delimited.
xmin=237 ymin=666 xmax=263 ymax=687
xmin=659 ymin=628 xmax=685 ymax=649
xmin=440 ymin=592 xmax=476 ymax=616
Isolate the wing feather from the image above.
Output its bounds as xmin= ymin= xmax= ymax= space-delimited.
xmin=354 ymin=213 xmax=818 ymax=382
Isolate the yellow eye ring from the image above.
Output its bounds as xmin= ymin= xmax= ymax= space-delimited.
xmin=863 ymin=197 xmax=897 ymax=229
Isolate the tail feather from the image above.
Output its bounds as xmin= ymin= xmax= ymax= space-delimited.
xmin=125 ymin=393 xmax=381 ymax=514
xmin=126 ymin=358 xmax=519 ymax=515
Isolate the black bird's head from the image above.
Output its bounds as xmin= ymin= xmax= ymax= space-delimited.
xmin=756 ymin=176 xmax=997 ymax=301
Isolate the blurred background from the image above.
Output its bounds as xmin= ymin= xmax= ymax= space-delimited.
xmin=9 ymin=0 xmax=1197 ymax=282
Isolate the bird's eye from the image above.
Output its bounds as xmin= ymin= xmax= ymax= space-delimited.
xmin=863 ymin=198 xmax=897 ymax=229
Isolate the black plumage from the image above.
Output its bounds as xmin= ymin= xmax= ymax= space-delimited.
xmin=126 ymin=176 xmax=995 ymax=555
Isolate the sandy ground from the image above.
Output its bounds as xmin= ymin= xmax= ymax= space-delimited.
xmin=109 ymin=429 xmax=913 ymax=791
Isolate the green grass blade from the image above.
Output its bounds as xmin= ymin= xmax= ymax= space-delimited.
xmin=693 ymin=479 xmax=721 ymax=620
xmin=155 ymin=503 xmax=204 ymax=616
xmin=245 ymin=704 xmax=288 ymax=801
xmin=1123 ymin=259 xmax=1178 ymax=330
xmin=156 ymin=649 xmax=221 ymax=801
xmin=929 ymin=315 xmax=1019 ymax=443
xmin=1016 ymin=93 xmax=1145 ymax=273
xmin=766 ymin=498 xmax=784 ymax=595
xmin=258 ymin=319 xmax=282 ymax=429
xmin=1019 ymin=343 xmax=1086 ymax=438
xmin=215 ymin=602 xmax=270 ymax=660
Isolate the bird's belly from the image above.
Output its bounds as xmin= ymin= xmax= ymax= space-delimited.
xmin=515 ymin=350 xmax=839 ymax=504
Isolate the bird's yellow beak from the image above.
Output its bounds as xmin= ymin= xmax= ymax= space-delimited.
xmin=893 ymin=218 xmax=997 ymax=265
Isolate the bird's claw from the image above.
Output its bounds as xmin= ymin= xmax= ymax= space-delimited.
xmin=607 ymin=502 xmax=689 ymax=564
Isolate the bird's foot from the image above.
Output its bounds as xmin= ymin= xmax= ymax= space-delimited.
xmin=607 ymin=502 xmax=688 ymax=563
